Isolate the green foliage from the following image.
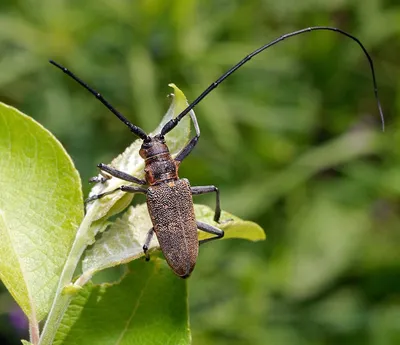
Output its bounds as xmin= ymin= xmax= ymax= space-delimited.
xmin=0 ymin=1 xmax=399 ymax=344
xmin=54 ymin=260 xmax=190 ymax=345
xmin=0 ymin=88 xmax=264 ymax=344
xmin=0 ymin=103 xmax=83 ymax=322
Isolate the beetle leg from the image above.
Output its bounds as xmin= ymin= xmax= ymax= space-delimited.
xmin=85 ymin=185 xmax=147 ymax=203
xmin=191 ymin=186 xmax=221 ymax=222
xmin=142 ymin=228 xmax=154 ymax=261
xmin=174 ymin=135 xmax=199 ymax=163
xmin=92 ymin=163 xmax=147 ymax=185
xmin=197 ymin=221 xmax=224 ymax=245
xmin=174 ymin=109 xmax=200 ymax=163
xmin=89 ymin=171 xmax=112 ymax=184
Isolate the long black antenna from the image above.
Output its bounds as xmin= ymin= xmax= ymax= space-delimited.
xmin=49 ymin=60 xmax=149 ymax=141
xmin=161 ymin=26 xmax=385 ymax=135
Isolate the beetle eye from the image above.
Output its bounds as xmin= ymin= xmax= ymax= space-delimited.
xmin=154 ymin=134 xmax=165 ymax=142
xmin=141 ymin=140 xmax=152 ymax=149
xmin=142 ymin=137 xmax=152 ymax=145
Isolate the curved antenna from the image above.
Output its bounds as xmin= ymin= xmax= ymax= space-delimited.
xmin=49 ymin=60 xmax=149 ymax=141
xmin=161 ymin=26 xmax=385 ymax=135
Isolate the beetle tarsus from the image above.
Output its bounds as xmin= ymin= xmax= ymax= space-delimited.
xmin=84 ymin=195 xmax=100 ymax=204
xmin=143 ymin=228 xmax=154 ymax=262
xmin=197 ymin=220 xmax=224 ymax=246
xmin=88 ymin=173 xmax=111 ymax=184
xmin=143 ymin=245 xmax=150 ymax=261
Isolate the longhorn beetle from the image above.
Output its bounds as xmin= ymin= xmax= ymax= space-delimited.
xmin=50 ymin=26 xmax=385 ymax=278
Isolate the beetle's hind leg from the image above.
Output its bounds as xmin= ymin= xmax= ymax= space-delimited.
xmin=90 ymin=163 xmax=146 ymax=185
xmin=197 ymin=221 xmax=224 ymax=245
xmin=143 ymin=228 xmax=154 ymax=261
xmin=191 ymin=186 xmax=221 ymax=222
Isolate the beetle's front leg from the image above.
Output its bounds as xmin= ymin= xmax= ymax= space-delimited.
xmin=174 ymin=108 xmax=201 ymax=163
xmin=89 ymin=171 xmax=112 ymax=184
xmin=89 ymin=163 xmax=146 ymax=185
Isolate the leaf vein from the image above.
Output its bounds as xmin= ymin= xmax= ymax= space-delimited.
xmin=114 ymin=265 xmax=156 ymax=345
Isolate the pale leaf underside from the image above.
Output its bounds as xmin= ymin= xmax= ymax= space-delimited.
xmin=81 ymin=203 xmax=265 ymax=283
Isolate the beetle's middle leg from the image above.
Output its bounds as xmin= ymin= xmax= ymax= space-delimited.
xmin=85 ymin=185 xmax=147 ymax=203
xmin=197 ymin=221 xmax=224 ymax=245
xmin=191 ymin=186 xmax=221 ymax=222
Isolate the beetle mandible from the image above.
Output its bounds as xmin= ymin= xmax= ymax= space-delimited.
xmin=50 ymin=26 xmax=385 ymax=278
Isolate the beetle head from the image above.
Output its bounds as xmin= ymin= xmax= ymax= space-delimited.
xmin=139 ymin=134 xmax=169 ymax=160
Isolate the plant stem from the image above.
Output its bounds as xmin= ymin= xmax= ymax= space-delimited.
xmin=29 ymin=318 xmax=39 ymax=345
xmin=38 ymin=207 xmax=96 ymax=345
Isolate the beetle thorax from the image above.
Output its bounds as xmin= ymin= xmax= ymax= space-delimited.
xmin=139 ymin=135 xmax=179 ymax=185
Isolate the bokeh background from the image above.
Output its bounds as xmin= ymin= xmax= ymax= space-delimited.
xmin=0 ymin=0 xmax=399 ymax=344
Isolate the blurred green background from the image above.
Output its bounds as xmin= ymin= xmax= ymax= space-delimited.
xmin=0 ymin=0 xmax=399 ymax=344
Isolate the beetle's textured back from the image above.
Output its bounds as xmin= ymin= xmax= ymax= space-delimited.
xmin=146 ymin=179 xmax=198 ymax=278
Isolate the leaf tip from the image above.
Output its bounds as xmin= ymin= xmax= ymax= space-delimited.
xmin=168 ymin=83 xmax=187 ymax=105
xmin=21 ymin=340 xmax=34 ymax=345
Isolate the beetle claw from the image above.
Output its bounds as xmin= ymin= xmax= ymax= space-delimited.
xmin=143 ymin=245 xmax=150 ymax=261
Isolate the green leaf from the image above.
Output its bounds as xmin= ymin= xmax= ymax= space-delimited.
xmin=21 ymin=340 xmax=34 ymax=345
xmin=0 ymin=103 xmax=83 ymax=322
xmin=79 ymin=203 xmax=265 ymax=284
xmin=86 ymin=84 xmax=195 ymax=223
xmin=193 ymin=204 xmax=266 ymax=241
xmin=54 ymin=259 xmax=190 ymax=345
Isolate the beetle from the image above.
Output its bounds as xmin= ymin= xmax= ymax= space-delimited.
xmin=50 ymin=26 xmax=384 ymax=278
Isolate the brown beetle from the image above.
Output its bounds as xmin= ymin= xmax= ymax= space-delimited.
xmin=83 ymin=132 xmax=223 ymax=278
xmin=50 ymin=26 xmax=384 ymax=278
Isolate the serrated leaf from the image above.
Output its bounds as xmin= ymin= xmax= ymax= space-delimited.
xmin=54 ymin=259 xmax=190 ymax=345
xmin=87 ymin=84 xmax=195 ymax=222
xmin=0 ymin=103 xmax=83 ymax=321
xmin=80 ymin=203 xmax=265 ymax=283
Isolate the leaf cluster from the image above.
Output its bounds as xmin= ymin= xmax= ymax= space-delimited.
xmin=0 ymin=86 xmax=264 ymax=345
